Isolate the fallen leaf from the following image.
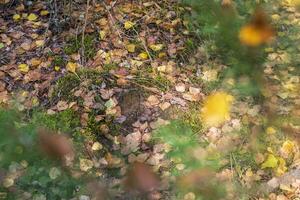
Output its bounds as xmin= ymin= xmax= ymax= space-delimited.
xmin=18 ymin=64 xmax=29 ymax=73
xmin=147 ymin=95 xmax=160 ymax=106
xmin=261 ymin=154 xmax=278 ymax=169
xmin=49 ymin=167 xmax=61 ymax=180
xmin=92 ymin=142 xmax=103 ymax=151
xmin=124 ymin=21 xmax=135 ymax=30
xmin=149 ymin=44 xmax=164 ymax=51
xmin=35 ymin=40 xmax=44 ymax=47
xmin=138 ymin=52 xmax=148 ymax=60
xmin=201 ymin=92 xmax=234 ymax=127
xmin=13 ymin=14 xmax=21 ymax=21
xmin=38 ymin=128 xmax=74 ymax=165
xmin=66 ymin=62 xmax=77 ymax=73
xmin=126 ymin=44 xmax=136 ymax=53
xmin=125 ymin=162 xmax=160 ymax=193
xmin=40 ymin=10 xmax=49 ymax=16
xmin=80 ymin=158 xmax=94 ymax=172
xmin=27 ymin=13 xmax=38 ymax=21
xmin=175 ymin=83 xmax=186 ymax=93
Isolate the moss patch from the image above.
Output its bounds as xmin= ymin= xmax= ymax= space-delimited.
xmin=31 ymin=109 xmax=80 ymax=134
xmin=64 ymin=34 xmax=97 ymax=59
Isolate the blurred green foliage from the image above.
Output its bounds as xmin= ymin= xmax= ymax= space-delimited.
xmin=182 ymin=0 xmax=272 ymax=96
xmin=0 ymin=109 xmax=83 ymax=200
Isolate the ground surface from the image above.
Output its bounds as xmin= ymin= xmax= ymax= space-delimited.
xmin=1 ymin=0 xmax=300 ymax=200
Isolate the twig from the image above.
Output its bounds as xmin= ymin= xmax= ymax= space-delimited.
xmin=133 ymin=28 xmax=153 ymax=62
xmin=81 ymin=0 xmax=90 ymax=66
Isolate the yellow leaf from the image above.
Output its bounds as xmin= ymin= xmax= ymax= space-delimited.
xmin=79 ymin=158 xmax=93 ymax=172
xmin=239 ymin=25 xmax=263 ymax=47
xmin=138 ymin=52 xmax=148 ymax=60
xmin=200 ymin=92 xmax=234 ymax=127
xmin=239 ymin=10 xmax=274 ymax=47
xmin=54 ymin=66 xmax=60 ymax=71
xmin=281 ymin=140 xmax=295 ymax=158
xmin=3 ymin=178 xmax=14 ymax=188
xmin=276 ymin=157 xmax=287 ymax=176
xmin=66 ymin=62 xmax=77 ymax=73
xmin=40 ymin=10 xmax=49 ymax=16
xmin=261 ymin=154 xmax=278 ymax=169
xmin=27 ymin=13 xmax=38 ymax=21
xmin=13 ymin=14 xmax=21 ymax=21
xmin=124 ymin=21 xmax=134 ymax=30
xmin=35 ymin=40 xmax=44 ymax=47
xmin=99 ymin=31 xmax=106 ymax=40
xmin=30 ymin=58 xmax=41 ymax=67
xmin=149 ymin=44 xmax=164 ymax=51
xmin=126 ymin=44 xmax=136 ymax=53
xmin=158 ymin=52 xmax=166 ymax=58
xmin=266 ymin=127 xmax=276 ymax=135
xmin=18 ymin=64 xmax=29 ymax=73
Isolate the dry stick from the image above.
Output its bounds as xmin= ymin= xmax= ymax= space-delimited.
xmin=102 ymin=1 xmax=123 ymax=40
xmin=81 ymin=0 xmax=90 ymax=66
xmin=133 ymin=28 xmax=153 ymax=62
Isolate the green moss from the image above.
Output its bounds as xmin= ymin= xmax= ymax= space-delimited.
xmin=182 ymin=102 xmax=203 ymax=134
xmin=52 ymin=69 xmax=105 ymax=101
xmin=53 ymin=55 xmax=65 ymax=66
xmin=31 ymin=109 xmax=80 ymax=134
xmin=64 ymin=34 xmax=97 ymax=59
xmin=52 ymin=73 xmax=81 ymax=101
xmin=132 ymin=73 xmax=171 ymax=92
xmin=102 ymin=64 xmax=118 ymax=73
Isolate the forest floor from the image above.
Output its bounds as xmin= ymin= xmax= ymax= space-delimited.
xmin=1 ymin=0 xmax=300 ymax=200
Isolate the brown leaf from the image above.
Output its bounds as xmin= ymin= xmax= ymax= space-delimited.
xmin=124 ymin=162 xmax=160 ymax=193
xmin=86 ymin=181 xmax=109 ymax=200
xmin=37 ymin=128 xmax=74 ymax=166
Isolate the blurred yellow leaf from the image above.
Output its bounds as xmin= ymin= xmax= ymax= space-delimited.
xmin=79 ymin=158 xmax=93 ymax=172
xmin=280 ymin=140 xmax=295 ymax=158
xmin=13 ymin=14 xmax=21 ymax=21
xmin=149 ymin=44 xmax=164 ymax=51
xmin=35 ymin=40 xmax=44 ymax=47
xmin=200 ymin=92 xmax=234 ymax=127
xmin=266 ymin=127 xmax=276 ymax=135
xmin=261 ymin=154 xmax=278 ymax=169
xmin=239 ymin=9 xmax=274 ymax=47
xmin=99 ymin=31 xmax=106 ymax=40
xmin=40 ymin=10 xmax=49 ymax=16
xmin=138 ymin=52 xmax=148 ymax=60
xmin=18 ymin=64 xmax=29 ymax=73
xmin=124 ymin=21 xmax=135 ymax=30
xmin=276 ymin=157 xmax=287 ymax=176
xmin=27 ymin=13 xmax=38 ymax=21
xmin=54 ymin=66 xmax=60 ymax=71
xmin=126 ymin=44 xmax=136 ymax=53
xmin=66 ymin=62 xmax=77 ymax=73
